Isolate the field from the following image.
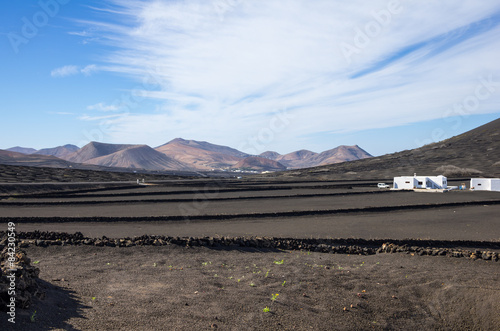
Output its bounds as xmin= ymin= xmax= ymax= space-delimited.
xmin=1 ymin=178 xmax=500 ymax=330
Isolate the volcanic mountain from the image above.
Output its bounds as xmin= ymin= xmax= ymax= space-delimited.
xmin=66 ymin=142 xmax=191 ymax=171
xmin=3 ymin=140 xmax=373 ymax=172
xmin=65 ymin=142 xmax=133 ymax=163
xmin=231 ymin=156 xmax=286 ymax=172
xmin=35 ymin=144 xmax=80 ymax=158
xmin=6 ymin=147 xmax=37 ymax=154
xmin=281 ymin=117 xmax=500 ymax=179
xmin=0 ymin=150 xmax=73 ymax=168
xmin=259 ymin=145 xmax=372 ymax=169
xmin=155 ymin=138 xmax=249 ymax=170
xmin=259 ymin=151 xmax=281 ymax=160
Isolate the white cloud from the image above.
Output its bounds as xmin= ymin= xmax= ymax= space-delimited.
xmin=51 ymin=64 xmax=99 ymax=78
xmin=80 ymin=0 xmax=500 ymax=152
xmin=78 ymin=114 xmax=123 ymax=121
xmin=81 ymin=64 xmax=98 ymax=76
xmin=50 ymin=65 xmax=80 ymax=78
xmin=87 ymin=102 xmax=120 ymax=111
xmin=48 ymin=111 xmax=74 ymax=115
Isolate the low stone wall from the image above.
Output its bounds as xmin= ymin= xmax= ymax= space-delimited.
xmin=1 ymin=231 xmax=498 ymax=263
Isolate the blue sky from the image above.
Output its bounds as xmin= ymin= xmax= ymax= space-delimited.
xmin=1 ymin=0 xmax=500 ymax=156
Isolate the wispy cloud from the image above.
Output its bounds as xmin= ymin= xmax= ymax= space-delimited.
xmin=81 ymin=64 xmax=98 ymax=76
xmin=78 ymin=0 xmax=500 ymax=151
xmin=51 ymin=64 xmax=99 ymax=78
xmin=48 ymin=111 xmax=75 ymax=115
xmin=78 ymin=114 xmax=123 ymax=121
xmin=87 ymin=102 xmax=120 ymax=111
xmin=50 ymin=65 xmax=80 ymax=78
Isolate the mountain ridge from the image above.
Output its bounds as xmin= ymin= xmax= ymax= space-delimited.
xmin=4 ymin=139 xmax=373 ymax=172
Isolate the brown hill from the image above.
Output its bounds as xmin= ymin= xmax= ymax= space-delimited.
xmin=35 ymin=144 xmax=80 ymax=158
xmin=0 ymin=149 xmax=74 ymax=168
xmin=272 ymin=146 xmax=371 ymax=169
xmin=6 ymin=147 xmax=37 ymax=154
xmin=314 ymin=145 xmax=372 ymax=166
xmin=259 ymin=151 xmax=281 ymax=160
xmin=279 ymin=117 xmax=500 ymax=179
xmin=275 ymin=150 xmax=318 ymax=168
xmin=84 ymin=145 xmax=192 ymax=171
xmin=231 ymin=156 xmax=286 ymax=171
xmin=65 ymin=142 xmax=134 ymax=163
xmin=155 ymin=138 xmax=248 ymax=170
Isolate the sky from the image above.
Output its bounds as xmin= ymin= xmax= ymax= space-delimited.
xmin=1 ymin=0 xmax=500 ymax=157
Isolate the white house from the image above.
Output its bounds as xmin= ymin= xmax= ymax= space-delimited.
xmin=470 ymin=178 xmax=500 ymax=192
xmin=393 ymin=175 xmax=448 ymax=190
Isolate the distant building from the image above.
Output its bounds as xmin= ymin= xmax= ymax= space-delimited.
xmin=470 ymin=178 xmax=500 ymax=192
xmin=393 ymin=174 xmax=448 ymax=190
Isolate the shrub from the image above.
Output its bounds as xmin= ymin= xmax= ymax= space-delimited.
xmin=435 ymin=165 xmax=483 ymax=177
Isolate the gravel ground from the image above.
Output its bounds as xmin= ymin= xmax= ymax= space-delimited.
xmin=2 ymin=245 xmax=499 ymax=330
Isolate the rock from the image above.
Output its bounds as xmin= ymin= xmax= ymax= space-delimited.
xmin=482 ymin=252 xmax=492 ymax=261
xmin=0 ymin=246 xmax=44 ymax=311
xmin=35 ymin=240 xmax=46 ymax=247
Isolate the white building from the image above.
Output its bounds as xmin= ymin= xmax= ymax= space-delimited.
xmin=393 ymin=175 xmax=448 ymax=190
xmin=470 ymin=178 xmax=500 ymax=192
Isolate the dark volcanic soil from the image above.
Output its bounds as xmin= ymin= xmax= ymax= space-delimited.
xmin=1 ymin=180 xmax=499 ymax=330
xmin=2 ymin=245 xmax=499 ymax=330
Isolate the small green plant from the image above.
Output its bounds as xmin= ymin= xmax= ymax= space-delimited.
xmin=30 ymin=310 xmax=36 ymax=323
xmin=33 ymin=261 xmax=40 ymax=264
xmin=265 ymin=270 xmax=270 ymax=277
xmin=263 ymin=306 xmax=270 ymax=313
xmin=91 ymin=297 xmax=96 ymax=301
xmin=281 ymin=280 xmax=286 ymax=287
xmin=273 ymin=259 xmax=284 ymax=265
xmin=271 ymin=293 xmax=279 ymax=301
xmin=249 ymin=282 xmax=256 ymax=287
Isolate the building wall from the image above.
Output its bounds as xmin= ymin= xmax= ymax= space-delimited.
xmin=472 ymin=178 xmax=500 ymax=191
xmin=393 ymin=176 xmax=447 ymax=190
xmin=471 ymin=178 xmax=492 ymax=190
xmin=393 ymin=177 xmax=415 ymax=189
xmin=491 ymin=179 xmax=500 ymax=191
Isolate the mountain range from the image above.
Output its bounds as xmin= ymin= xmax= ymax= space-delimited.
xmin=284 ymin=117 xmax=500 ymax=179
xmin=3 ymin=139 xmax=372 ymax=172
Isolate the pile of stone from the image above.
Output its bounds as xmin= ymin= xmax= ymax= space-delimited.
xmin=0 ymin=240 xmax=44 ymax=311
xmin=378 ymin=242 xmax=499 ymax=261
xmin=9 ymin=231 xmax=378 ymax=255
xmin=2 ymin=231 xmax=498 ymax=263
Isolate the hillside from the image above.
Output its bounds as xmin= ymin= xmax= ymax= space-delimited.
xmin=3 ymin=139 xmax=373 ymax=173
xmin=314 ymin=145 xmax=372 ymax=166
xmin=83 ymin=145 xmax=192 ymax=171
xmin=259 ymin=151 xmax=281 ymax=160
xmin=259 ymin=146 xmax=372 ymax=169
xmin=275 ymin=150 xmax=318 ymax=168
xmin=277 ymin=118 xmax=500 ymax=179
xmin=231 ymin=156 xmax=286 ymax=171
xmin=35 ymin=144 xmax=80 ymax=158
xmin=0 ymin=150 xmax=74 ymax=168
xmin=6 ymin=147 xmax=37 ymax=154
xmin=162 ymin=138 xmax=248 ymax=158
xmin=155 ymin=138 xmax=247 ymax=170
xmin=65 ymin=142 xmax=134 ymax=163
